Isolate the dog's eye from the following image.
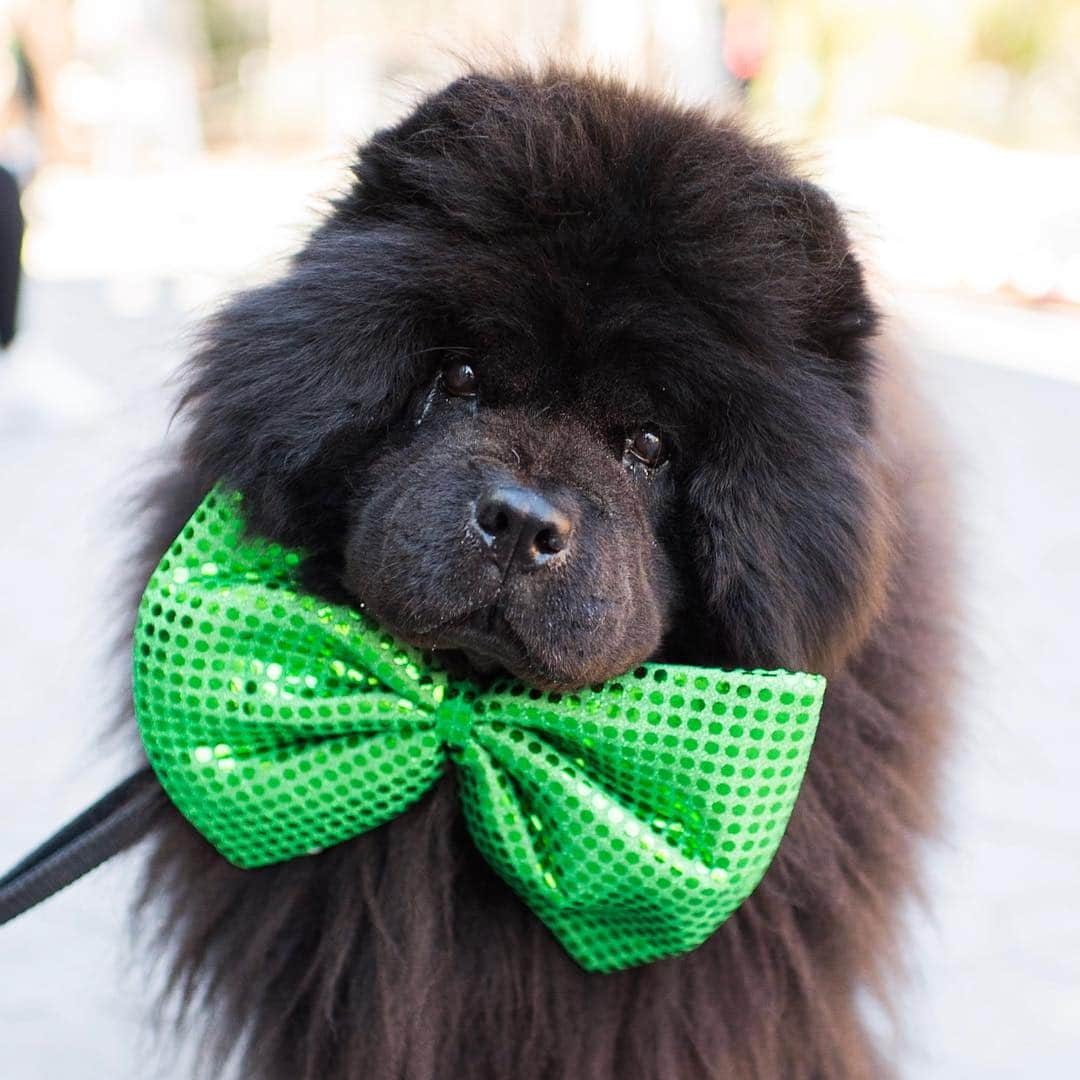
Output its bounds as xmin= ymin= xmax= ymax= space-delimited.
xmin=624 ymin=426 xmax=667 ymax=468
xmin=442 ymin=362 xmax=479 ymax=397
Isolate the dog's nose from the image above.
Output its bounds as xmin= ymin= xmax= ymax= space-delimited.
xmin=472 ymin=484 xmax=573 ymax=571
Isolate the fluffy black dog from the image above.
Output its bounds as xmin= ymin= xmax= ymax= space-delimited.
xmin=129 ymin=69 xmax=953 ymax=1079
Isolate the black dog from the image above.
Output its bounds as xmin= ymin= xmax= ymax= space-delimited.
xmin=128 ymin=69 xmax=953 ymax=1079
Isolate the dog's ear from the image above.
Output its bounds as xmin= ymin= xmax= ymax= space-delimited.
xmin=178 ymin=230 xmax=427 ymax=548
xmin=682 ymin=369 xmax=892 ymax=674
xmin=679 ymin=174 xmax=887 ymax=670
xmin=769 ymin=178 xmax=879 ymax=368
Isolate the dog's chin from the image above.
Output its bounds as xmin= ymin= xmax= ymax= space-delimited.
xmin=374 ymin=607 xmax=623 ymax=692
xmin=431 ymin=616 xmax=588 ymax=691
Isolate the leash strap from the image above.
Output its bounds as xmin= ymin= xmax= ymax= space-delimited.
xmin=0 ymin=767 xmax=167 ymax=926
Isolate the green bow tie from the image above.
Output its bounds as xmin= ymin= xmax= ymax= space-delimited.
xmin=133 ymin=488 xmax=825 ymax=972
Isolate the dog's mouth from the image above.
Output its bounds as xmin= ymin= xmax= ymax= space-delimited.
xmin=386 ymin=603 xmax=580 ymax=690
xmin=429 ymin=607 xmax=538 ymax=686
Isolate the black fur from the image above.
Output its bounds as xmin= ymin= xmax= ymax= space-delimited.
xmin=130 ymin=68 xmax=953 ymax=1079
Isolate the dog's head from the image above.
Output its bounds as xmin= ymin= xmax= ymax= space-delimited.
xmin=182 ymin=71 xmax=888 ymax=689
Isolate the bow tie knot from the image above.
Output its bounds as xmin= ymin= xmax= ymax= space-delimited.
xmin=134 ymin=489 xmax=825 ymax=972
xmin=433 ymin=685 xmax=481 ymax=748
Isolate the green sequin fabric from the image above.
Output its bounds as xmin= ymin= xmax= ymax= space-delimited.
xmin=133 ymin=488 xmax=825 ymax=972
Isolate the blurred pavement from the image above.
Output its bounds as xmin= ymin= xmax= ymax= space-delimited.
xmin=0 ymin=274 xmax=1079 ymax=1078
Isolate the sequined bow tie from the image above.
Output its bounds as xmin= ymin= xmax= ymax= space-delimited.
xmin=133 ymin=488 xmax=825 ymax=972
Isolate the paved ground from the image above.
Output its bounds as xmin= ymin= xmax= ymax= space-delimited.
xmin=0 ymin=277 xmax=1078 ymax=1078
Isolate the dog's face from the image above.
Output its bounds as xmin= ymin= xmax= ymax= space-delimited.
xmin=342 ymin=355 xmax=676 ymax=687
xmin=183 ymin=72 xmax=888 ymax=689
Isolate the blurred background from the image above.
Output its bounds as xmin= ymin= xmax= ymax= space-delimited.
xmin=1 ymin=2 xmax=1077 ymax=1077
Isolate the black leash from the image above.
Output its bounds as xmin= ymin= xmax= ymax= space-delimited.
xmin=0 ymin=766 xmax=167 ymax=926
